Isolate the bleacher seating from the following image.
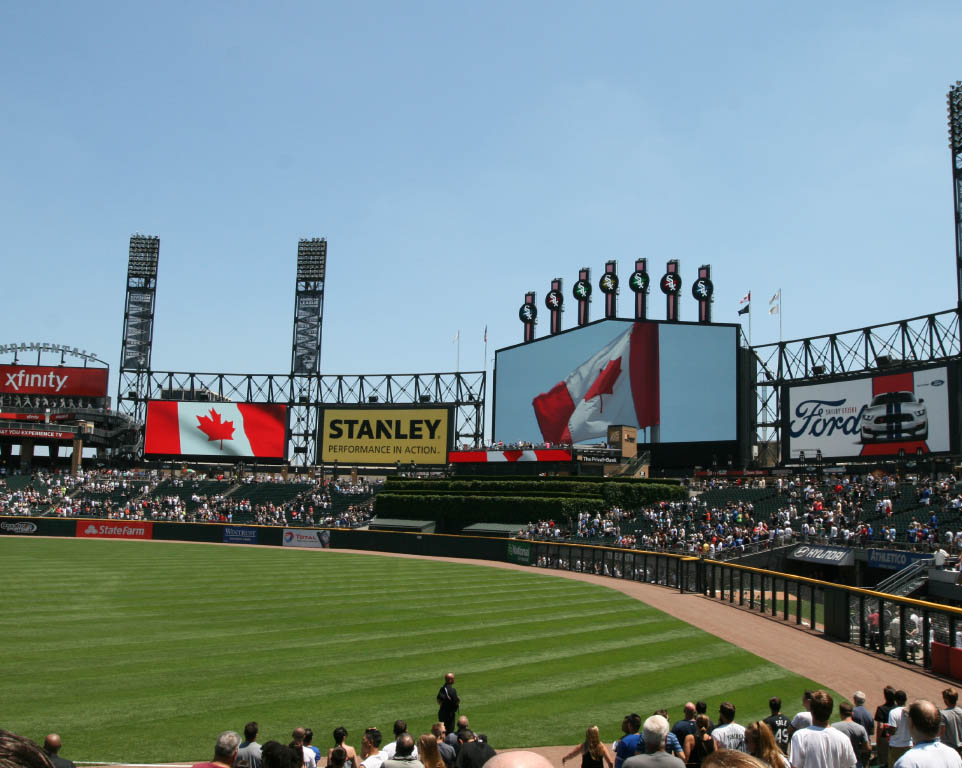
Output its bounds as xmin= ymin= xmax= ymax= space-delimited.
xmin=227 ymin=482 xmax=313 ymax=505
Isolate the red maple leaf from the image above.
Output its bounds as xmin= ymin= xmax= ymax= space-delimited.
xmin=583 ymin=357 xmax=622 ymax=412
xmin=196 ymin=408 xmax=235 ymax=449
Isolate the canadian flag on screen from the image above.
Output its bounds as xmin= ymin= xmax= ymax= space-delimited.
xmin=144 ymin=402 xmax=287 ymax=458
xmin=532 ymin=322 xmax=660 ymax=444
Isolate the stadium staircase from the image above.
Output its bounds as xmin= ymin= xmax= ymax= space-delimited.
xmin=151 ymin=479 xmax=240 ymax=513
xmin=221 ymin=482 xmax=313 ymax=524
xmin=873 ymin=556 xmax=935 ymax=598
xmin=611 ymin=451 xmax=652 ymax=478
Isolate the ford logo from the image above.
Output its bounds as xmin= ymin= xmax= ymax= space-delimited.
xmin=931 ymin=379 xmax=945 ymax=386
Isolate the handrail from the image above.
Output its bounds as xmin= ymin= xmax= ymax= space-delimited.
xmin=875 ymin=558 xmax=934 ymax=594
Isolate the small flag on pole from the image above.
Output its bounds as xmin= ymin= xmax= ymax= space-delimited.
xmin=483 ymin=325 xmax=488 ymax=343
xmin=453 ymin=331 xmax=460 ymax=342
xmin=769 ymin=289 xmax=780 ymax=315
xmin=739 ymin=291 xmax=751 ymax=304
xmin=738 ymin=304 xmax=750 ymax=315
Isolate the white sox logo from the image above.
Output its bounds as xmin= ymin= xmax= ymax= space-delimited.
xmin=660 ymin=274 xmax=681 ymax=295
xmin=5 ymin=370 xmax=68 ymax=392
xmin=599 ymin=274 xmax=618 ymax=294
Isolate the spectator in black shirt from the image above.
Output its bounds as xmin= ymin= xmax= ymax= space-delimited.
xmin=763 ymin=698 xmax=791 ymax=756
xmin=454 ymin=731 xmax=495 ymax=768
xmin=42 ymin=735 xmax=75 ymax=768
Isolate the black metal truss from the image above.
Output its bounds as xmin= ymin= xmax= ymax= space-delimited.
xmin=117 ymin=370 xmax=486 ymax=465
xmin=117 ymin=235 xmax=160 ymax=427
xmin=749 ymin=308 xmax=962 ymax=459
xmin=291 ymin=238 xmax=326 ymax=375
xmin=948 ymin=82 xmax=962 ymax=309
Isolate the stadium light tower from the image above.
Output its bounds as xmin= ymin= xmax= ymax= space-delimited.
xmin=949 ymin=81 xmax=962 ymax=310
xmin=117 ymin=234 xmax=160 ymax=424
xmin=290 ymin=238 xmax=326 ymax=466
xmin=291 ymin=238 xmax=326 ymax=375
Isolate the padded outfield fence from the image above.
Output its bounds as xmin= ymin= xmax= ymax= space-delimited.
xmin=4 ymin=514 xmax=962 ymax=678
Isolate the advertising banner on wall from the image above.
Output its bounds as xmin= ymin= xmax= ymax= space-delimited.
xmin=282 ymin=528 xmax=330 ymax=548
xmin=493 ymin=320 xmax=738 ymax=445
xmin=144 ymin=401 xmax=288 ymax=459
xmin=0 ymin=428 xmax=75 ymax=440
xmin=507 ymin=540 xmax=532 ymax=565
xmin=785 ymin=366 xmax=951 ymax=460
xmin=0 ymin=520 xmax=39 ymax=535
xmin=0 ymin=365 xmax=108 ymax=397
xmin=318 ymin=407 xmax=451 ymax=465
xmin=223 ymin=526 xmax=258 ymax=544
xmin=866 ymin=549 xmax=932 ymax=570
xmin=788 ymin=544 xmax=855 ymax=566
xmin=76 ymin=520 xmax=153 ymax=539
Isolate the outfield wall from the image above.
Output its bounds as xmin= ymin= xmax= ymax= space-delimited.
xmin=0 ymin=516 xmax=513 ymax=562
xmin=4 ymin=515 xmax=962 ymax=680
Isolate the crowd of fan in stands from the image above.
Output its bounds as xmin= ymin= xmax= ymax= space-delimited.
xmin=6 ymin=686 xmax=962 ymax=768
xmin=519 ymin=472 xmax=962 ymax=556
xmin=0 ymin=468 xmax=378 ymax=528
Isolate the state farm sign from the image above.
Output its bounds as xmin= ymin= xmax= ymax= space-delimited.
xmin=0 ymin=365 xmax=108 ymax=397
xmin=76 ymin=521 xmax=153 ymax=539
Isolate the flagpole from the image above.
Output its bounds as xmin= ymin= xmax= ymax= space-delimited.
xmin=457 ymin=331 xmax=461 ymax=372
xmin=779 ymin=288 xmax=782 ymax=341
xmin=483 ymin=329 xmax=488 ymax=378
xmin=749 ymin=302 xmax=752 ymax=346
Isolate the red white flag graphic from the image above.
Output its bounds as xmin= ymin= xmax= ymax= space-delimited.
xmin=144 ymin=402 xmax=287 ymax=458
xmin=532 ymin=323 xmax=659 ymax=443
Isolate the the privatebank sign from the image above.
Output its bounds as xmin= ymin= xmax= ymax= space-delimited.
xmin=789 ymin=544 xmax=854 ymax=566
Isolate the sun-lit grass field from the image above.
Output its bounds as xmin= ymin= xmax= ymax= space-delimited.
xmin=0 ymin=538 xmax=827 ymax=763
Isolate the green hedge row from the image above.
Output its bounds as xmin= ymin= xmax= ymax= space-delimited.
xmin=389 ymin=475 xmax=683 ymax=486
xmin=384 ymin=479 xmax=605 ymax=495
xmin=601 ymin=482 xmax=688 ymax=507
xmin=374 ymin=493 xmax=607 ymax=529
xmin=379 ymin=488 xmax=607 ymax=500
xmin=382 ymin=479 xmax=687 ymax=509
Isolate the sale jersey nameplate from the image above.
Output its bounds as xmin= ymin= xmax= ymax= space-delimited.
xmin=320 ymin=407 xmax=450 ymax=465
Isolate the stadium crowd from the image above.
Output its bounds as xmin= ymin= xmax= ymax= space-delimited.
xmin=0 ymin=467 xmax=378 ymax=528
xmin=5 ymin=685 xmax=962 ymax=768
xmin=518 ymin=471 xmax=962 ymax=558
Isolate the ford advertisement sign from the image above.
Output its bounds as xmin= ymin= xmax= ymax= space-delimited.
xmin=785 ymin=366 xmax=951 ymax=461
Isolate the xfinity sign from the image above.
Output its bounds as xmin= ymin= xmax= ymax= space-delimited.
xmin=5 ymin=370 xmax=68 ymax=392
xmin=0 ymin=365 xmax=108 ymax=398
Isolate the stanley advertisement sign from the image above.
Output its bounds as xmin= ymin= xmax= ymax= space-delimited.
xmin=319 ymin=407 xmax=451 ymax=465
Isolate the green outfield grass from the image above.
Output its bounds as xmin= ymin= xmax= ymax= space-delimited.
xmin=0 ymin=538 xmax=829 ymax=763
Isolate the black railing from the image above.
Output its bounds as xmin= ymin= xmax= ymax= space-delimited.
xmin=528 ymin=539 xmax=962 ymax=672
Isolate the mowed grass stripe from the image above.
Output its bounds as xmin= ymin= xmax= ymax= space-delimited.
xmin=0 ymin=538 xmax=829 ymax=763
xmin=0 ymin=601 xmax=673 ymax=652
xmin=1 ymin=612 xmax=692 ymax=681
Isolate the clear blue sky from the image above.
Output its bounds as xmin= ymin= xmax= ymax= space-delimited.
xmin=2 ymin=2 xmax=961 ymax=394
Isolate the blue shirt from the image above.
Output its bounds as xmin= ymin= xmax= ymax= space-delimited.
xmin=615 ymin=734 xmax=641 ymax=768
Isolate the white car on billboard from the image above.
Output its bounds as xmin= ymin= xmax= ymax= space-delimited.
xmin=859 ymin=391 xmax=928 ymax=443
